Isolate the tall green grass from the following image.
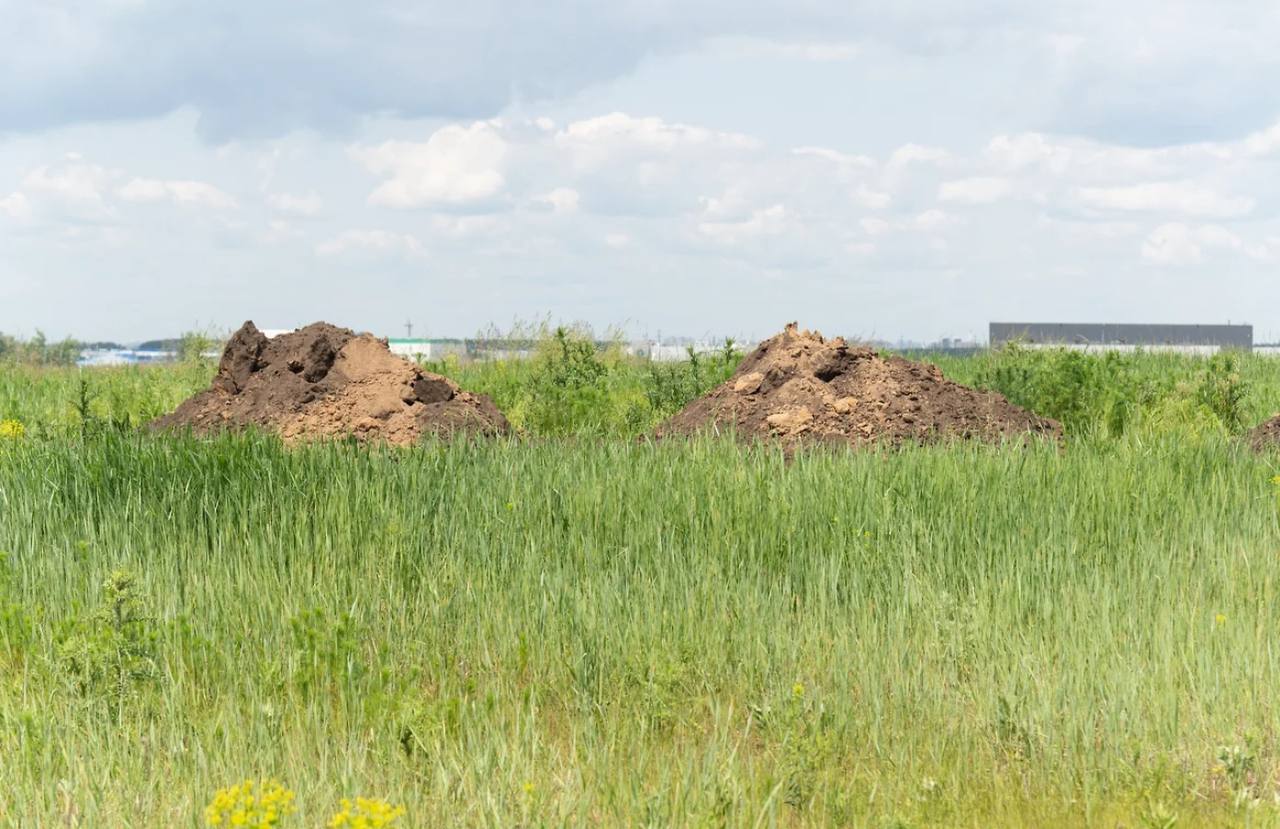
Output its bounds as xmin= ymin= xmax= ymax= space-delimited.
xmin=2 ymin=429 xmax=1280 ymax=825
xmin=5 ymin=349 xmax=1280 ymax=825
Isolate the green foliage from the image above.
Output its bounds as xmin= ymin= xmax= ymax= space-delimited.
xmin=288 ymin=606 xmax=363 ymax=694
xmin=9 ymin=337 xmax=1280 ymax=822
xmin=56 ymin=569 xmax=156 ymax=715
xmin=439 ymin=325 xmax=741 ymax=436
xmin=644 ymin=339 xmax=743 ymax=418
xmin=0 ymin=426 xmax=1278 ymax=823
xmin=0 ymin=329 xmax=81 ymax=367
xmin=524 ymin=325 xmax=614 ymax=435
xmin=963 ymin=345 xmax=1261 ymax=438
xmin=177 ymin=328 xmax=222 ymax=365
xmin=971 ymin=345 xmax=1156 ymax=436
xmin=0 ymin=360 xmax=215 ymax=435
xmin=1195 ymin=352 xmax=1250 ymax=434
xmin=0 ymin=551 xmax=36 ymax=660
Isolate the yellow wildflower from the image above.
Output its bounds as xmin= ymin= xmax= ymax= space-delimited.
xmin=205 ymin=780 xmax=296 ymax=828
xmin=1215 ymin=613 xmax=1227 ymax=626
xmin=328 ymin=796 xmax=407 ymax=829
xmin=0 ymin=419 xmax=23 ymax=440
xmin=792 ymin=681 xmax=805 ymax=700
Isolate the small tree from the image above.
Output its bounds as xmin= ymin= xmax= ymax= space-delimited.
xmin=178 ymin=329 xmax=219 ymax=364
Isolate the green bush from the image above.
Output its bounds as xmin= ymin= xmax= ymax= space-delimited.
xmin=967 ymin=344 xmax=1256 ymax=438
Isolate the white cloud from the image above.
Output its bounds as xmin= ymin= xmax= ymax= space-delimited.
xmin=887 ymin=143 xmax=951 ymax=169
xmin=858 ymin=210 xmax=955 ymax=236
xmin=1141 ymin=223 xmax=1271 ymax=266
xmin=860 ymin=217 xmax=893 ymax=236
xmin=853 ymin=185 xmax=891 ymax=209
xmin=315 ymin=229 xmax=424 ymax=257
xmin=555 ymin=113 xmax=759 ymax=168
xmin=118 ymin=178 xmax=237 ymax=209
xmin=266 ymin=192 xmax=323 ymax=217
xmin=21 ymin=157 xmax=117 ymax=213
xmin=711 ymin=37 xmax=861 ymax=62
xmin=792 ymin=147 xmax=875 ymax=168
xmin=604 ymin=232 xmax=632 ymax=248
xmin=352 ymin=122 xmax=508 ymax=208
xmin=430 ymin=215 xmax=498 ymax=237
xmin=698 ymin=203 xmax=790 ymax=243
xmin=1244 ymin=121 xmax=1280 ymax=156
xmin=938 ymin=176 xmax=1013 ymax=204
xmin=263 ymin=219 xmax=303 ymax=241
xmin=535 ymin=187 xmax=580 ymax=214
xmin=1074 ymin=182 xmax=1253 ymax=218
xmin=910 ymin=209 xmax=954 ymax=231
xmin=985 ymin=133 xmax=1072 ymax=173
xmin=0 ymin=192 xmax=32 ymax=221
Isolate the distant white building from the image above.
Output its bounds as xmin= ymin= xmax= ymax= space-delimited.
xmin=386 ymin=339 xmax=472 ymax=361
xmin=629 ymin=340 xmax=757 ymax=361
xmin=990 ymin=322 xmax=1253 ymax=353
xmin=77 ymin=349 xmax=178 ymax=367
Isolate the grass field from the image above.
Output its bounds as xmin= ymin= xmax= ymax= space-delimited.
xmin=3 ymin=347 xmax=1280 ymax=826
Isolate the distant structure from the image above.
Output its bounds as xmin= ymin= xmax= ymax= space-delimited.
xmin=386 ymin=338 xmax=471 ymax=361
xmin=990 ymin=322 xmax=1252 ymax=353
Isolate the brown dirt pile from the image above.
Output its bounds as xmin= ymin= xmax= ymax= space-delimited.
xmin=152 ymin=321 xmax=508 ymax=444
xmin=1247 ymin=416 xmax=1280 ymax=451
xmin=657 ymin=323 xmax=1060 ymax=447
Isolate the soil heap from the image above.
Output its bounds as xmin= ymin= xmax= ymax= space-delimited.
xmin=1247 ymin=415 xmax=1280 ymax=451
xmin=153 ymin=321 xmax=509 ymax=444
xmin=657 ymin=323 xmax=1060 ymax=447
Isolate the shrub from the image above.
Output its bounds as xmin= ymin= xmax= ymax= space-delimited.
xmin=57 ymin=569 xmax=156 ymax=716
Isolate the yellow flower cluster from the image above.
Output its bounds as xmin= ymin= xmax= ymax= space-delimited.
xmin=328 ymin=797 xmax=407 ymax=829
xmin=205 ymin=779 xmax=297 ymax=828
xmin=0 ymin=419 xmax=24 ymax=439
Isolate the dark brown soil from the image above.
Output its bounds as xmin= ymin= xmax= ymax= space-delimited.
xmin=1247 ymin=415 xmax=1280 ymax=451
xmin=657 ymin=323 xmax=1060 ymax=447
xmin=152 ymin=321 xmax=509 ymax=444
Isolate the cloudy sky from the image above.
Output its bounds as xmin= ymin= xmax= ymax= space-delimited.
xmin=3 ymin=1 xmax=1279 ymax=343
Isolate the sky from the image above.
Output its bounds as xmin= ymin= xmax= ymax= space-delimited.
xmin=2 ymin=1 xmax=1279 ymax=343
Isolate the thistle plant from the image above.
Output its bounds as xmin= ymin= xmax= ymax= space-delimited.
xmin=57 ymin=569 xmax=155 ymax=717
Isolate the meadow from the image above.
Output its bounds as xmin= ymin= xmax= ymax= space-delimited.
xmin=3 ymin=341 xmax=1280 ymax=826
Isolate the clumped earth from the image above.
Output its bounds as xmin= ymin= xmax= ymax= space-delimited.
xmin=1247 ymin=415 xmax=1280 ymax=451
xmin=658 ymin=323 xmax=1060 ymax=447
xmin=153 ymin=321 xmax=508 ymax=444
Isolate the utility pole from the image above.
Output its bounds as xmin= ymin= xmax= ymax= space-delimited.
xmin=404 ymin=319 xmax=414 ymax=339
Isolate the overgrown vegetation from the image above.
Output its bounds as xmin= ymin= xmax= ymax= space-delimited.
xmin=421 ymin=323 xmax=742 ymax=435
xmin=4 ymin=340 xmax=1280 ymax=824
xmin=933 ymin=344 xmax=1267 ymax=439
xmin=0 ymin=329 xmax=83 ymax=367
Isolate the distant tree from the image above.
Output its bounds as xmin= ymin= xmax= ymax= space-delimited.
xmin=0 ymin=330 xmax=81 ymax=366
xmin=46 ymin=336 xmax=82 ymax=367
xmin=178 ymin=329 xmax=222 ymax=364
xmin=24 ymin=329 xmax=47 ymax=364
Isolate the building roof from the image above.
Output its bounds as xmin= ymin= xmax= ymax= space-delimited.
xmin=990 ymin=322 xmax=1252 ymax=348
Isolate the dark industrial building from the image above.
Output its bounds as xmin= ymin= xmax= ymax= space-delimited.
xmin=989 ymin=322 xmax=1253 ymax=350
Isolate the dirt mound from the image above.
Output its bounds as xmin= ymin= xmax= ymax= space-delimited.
xmin=1247 ymin=416 xmax=1280 ymax=451
xmin=657 ymin=323 xmax=1060 ymax=447
xmin=153 ymin=321 xmax=509 ymax=444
